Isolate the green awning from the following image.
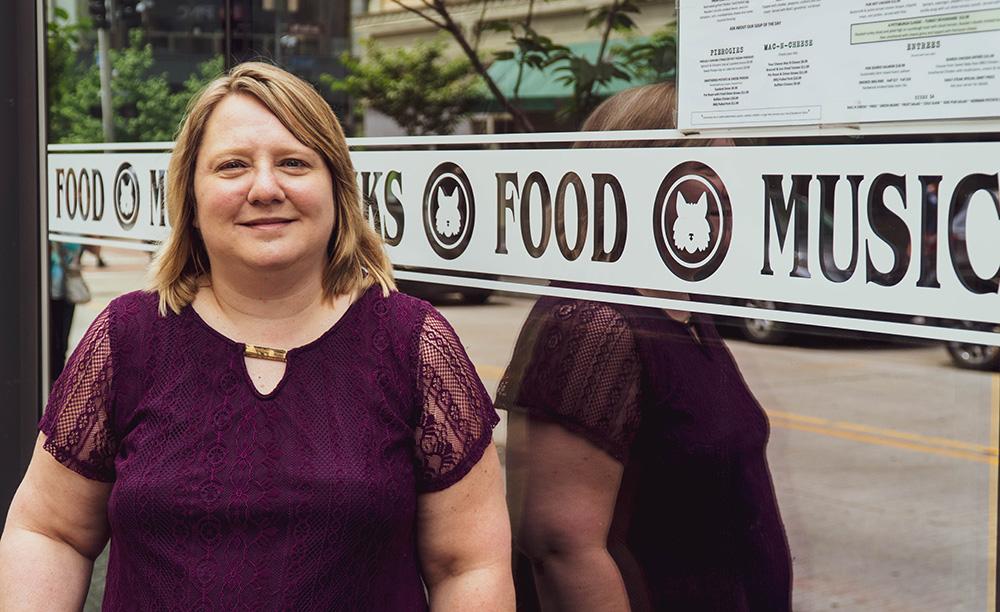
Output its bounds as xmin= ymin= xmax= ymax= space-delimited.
xmin=481 ymin=41 xmax=633 ymax=112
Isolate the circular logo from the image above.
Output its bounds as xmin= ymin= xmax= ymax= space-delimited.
xmin=422 ymin=162 xmax=475 ymax=260
xmin=114 ymin=162 xmax=140 ymax=231
xmin=652 ymin=161 xmax=732 ymax=281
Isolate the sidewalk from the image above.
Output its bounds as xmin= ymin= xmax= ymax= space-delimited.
xmin=69 ymin=247 xmax=153 ymax=348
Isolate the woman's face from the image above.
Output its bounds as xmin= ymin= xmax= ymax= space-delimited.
xmin=192 ymin=94 xmax=336 ymax=278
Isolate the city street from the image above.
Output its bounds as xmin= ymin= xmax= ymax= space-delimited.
xmin=71 ymin=248 xmax=998 ymax=611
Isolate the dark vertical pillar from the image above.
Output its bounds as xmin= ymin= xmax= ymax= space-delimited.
xmin=0 ymin=0 xmax=42 ymax=528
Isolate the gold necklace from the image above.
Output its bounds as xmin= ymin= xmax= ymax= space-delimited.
xmin=244 ymin=344 xmax=288 ymax=362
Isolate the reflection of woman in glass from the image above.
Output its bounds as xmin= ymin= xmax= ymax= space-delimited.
xmin=498 ymin=83 xmax=792 ymax=611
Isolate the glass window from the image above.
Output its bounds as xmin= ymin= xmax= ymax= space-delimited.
xmin=43 ymin=2 xmax=1000 ymax=610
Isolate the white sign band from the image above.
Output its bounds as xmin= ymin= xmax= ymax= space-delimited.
xmin=48 ymin=141 xmax=1000 ymax=344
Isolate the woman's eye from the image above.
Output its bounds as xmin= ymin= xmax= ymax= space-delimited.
xmin=281 ymin=159 xmax=306 ymax=168
xmin=218 ymin=161 xmax=244 ymax=171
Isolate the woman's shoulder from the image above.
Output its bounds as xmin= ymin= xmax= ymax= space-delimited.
xmin=530 ymin=296 xmax=632 ymax=335
xmin=382 ymin=287 xmax=432 ymax=307
xmin=107 ymin=289 xmax=161 ymax=319
xmin=362 ymin=287 xmax=436 ymax=322
xmin=359 ymin=287 xmax=469 ymax=346
xmin=102 ymin=290 xmax=181 ymax=340
xmin=112 ymin=288 xmax=159 ymax=307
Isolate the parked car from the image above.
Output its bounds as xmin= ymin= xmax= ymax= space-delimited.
xmin=395 ymin=279 xmax=494 ymax=304
xmin=716 ymin=299 xmax=1000 ymax=370
xmin=708 ymin=297 xmax=911 ymax=345
xmin=944 ymin=321 xmax=1000 ymax=370
xmin=721 ymin=298 xmax=791 ymax=344
xmin=706 ymin=297 xmax=808 ymax=344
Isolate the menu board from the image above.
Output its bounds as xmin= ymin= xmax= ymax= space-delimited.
xmin=677 ymin=0 xmax=1000 ymax=129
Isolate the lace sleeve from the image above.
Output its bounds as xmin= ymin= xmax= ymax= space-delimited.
xmin=500 ymin=299 xmax=642 ymax=463
xmin=413 ymin=308 xmax=499 ymax=493
xmin=39 ymin=305 xmax=118 ymax=482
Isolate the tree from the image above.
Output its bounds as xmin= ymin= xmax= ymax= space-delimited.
xmin=486 ymin=1 xmax=679 ymax=126
xmin=110 ymin=30 xmax=190 ymax=142
xmin=46 ymin=7 xmax=95 ymax=143
xmin=384 ymin=0 xmax=678 ymax=131
xmin=383 ymin=0 xmax=536 ymax=132
xmin=47 ymin=24 xmax=224 ymax=144
xmin=612 ymin=24 xmax=678 ymax=86
xmin=324 ymin=37 xmax=486 ymax=136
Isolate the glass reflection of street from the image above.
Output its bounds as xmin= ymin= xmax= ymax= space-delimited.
xmin=443 ymin=296 xmax=998 ymax=612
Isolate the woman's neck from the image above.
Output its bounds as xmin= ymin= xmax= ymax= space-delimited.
xmin=192 ymin=270 xmax=350 ymax=349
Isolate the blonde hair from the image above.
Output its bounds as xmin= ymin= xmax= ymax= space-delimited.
xmin=148 ymin=61 xmax=394 ymax=315
xmin=577 ymin=82 xmax=713 ymax=148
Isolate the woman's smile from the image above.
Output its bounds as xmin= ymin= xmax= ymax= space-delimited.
xmin=239 ymin=217 xmax=296 ymax=230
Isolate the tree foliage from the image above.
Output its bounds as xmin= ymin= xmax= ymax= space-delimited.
xmin=486 ymin=0 xmax=678 ymax=126
xmin=47 ymin=20 xmax=224 ymax=144
xmin=47 ymin=7 xmax=95 ymax=143
xmin=324 ymin=37 xmax=486 ymax=136
xmin=380 ymin=0 xmax=537 ymax=131
xmin=612 ymin=25 xmax=678 ymax=86
xmin=385 ymin=0 xmax=678 ymax=131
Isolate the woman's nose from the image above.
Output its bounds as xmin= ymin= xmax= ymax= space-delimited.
xmin=247 ymin=166 xmax=285 ymax=205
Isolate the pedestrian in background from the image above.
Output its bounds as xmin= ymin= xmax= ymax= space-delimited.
xmin=48 ymin=241 xmax=88 ymax=384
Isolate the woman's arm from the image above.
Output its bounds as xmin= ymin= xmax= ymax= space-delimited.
xmin=416 ymin=441 xmax=515 ymax=611
xmin=0 ymin=434 xmax=113 ymax=612
xmin=507 ymin=417 xmax=630 ymax=612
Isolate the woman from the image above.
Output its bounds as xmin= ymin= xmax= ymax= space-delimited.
xmin=0 ymin=62 xmax=514 ymax=611
xmin=498 ymin=83 xmax=792 ymax=611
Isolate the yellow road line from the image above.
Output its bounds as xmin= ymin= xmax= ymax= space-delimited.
xmin=476 ymin=364 xmax=507 ymax=381
xmin=834 ymin=421 xmax=994 ymax=455
xmin=769 ymin=418 xmax=997 ymax=465
xmin=767 ymin=409 xmax=997 ymax=458
xmin=767 ymin=410 xmax=829 ymax=426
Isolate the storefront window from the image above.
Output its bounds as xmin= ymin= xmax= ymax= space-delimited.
xmin=41 ymin=1 xmax=1000 ymax=610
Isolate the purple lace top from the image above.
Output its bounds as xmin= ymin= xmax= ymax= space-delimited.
xmin=40 ymin=286 xmax=498 ymax=611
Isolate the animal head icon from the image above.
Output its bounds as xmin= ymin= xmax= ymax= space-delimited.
xmin=435 ymin=187 xmax=461 ymax=237
xmin=119 ymin=175 xmax=135 ymax=215
xmin=671 ymin=192 xmax=711 ymax=254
